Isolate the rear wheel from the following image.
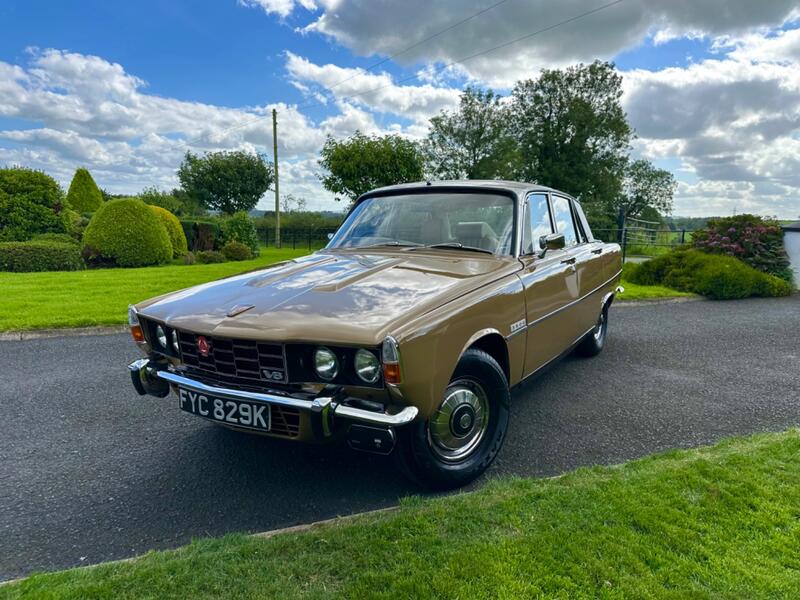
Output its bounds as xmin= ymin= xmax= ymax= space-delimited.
xmin=576 ymin=303 xmax=609 ymax=357
xmin=395 ymin=349 xmax=510 ymax=490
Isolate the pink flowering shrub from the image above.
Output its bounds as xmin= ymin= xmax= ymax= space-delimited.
xmin=692 ymin=214 xmax=792 ymax=282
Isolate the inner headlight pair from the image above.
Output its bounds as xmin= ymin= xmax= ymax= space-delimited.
xmin=155 ymin=325 xmax=180 ymax=354
xmin=313 ymin=347 xmax=380 ymax=384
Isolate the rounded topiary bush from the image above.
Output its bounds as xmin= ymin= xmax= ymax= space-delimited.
xmin=149 ymin=205 xmax=188 ymax=258
xmin=221 ymin=211 xmax=260 ymax=256
xmin=83 ymin=198 xmax=172 ymax=267
xmin=221 ymin=241 xmax=252 ymax=261
xmin=66 ymin=168 xmax=104 ymax=213
xmin=0 ymin=167 xmax=69 ymax=241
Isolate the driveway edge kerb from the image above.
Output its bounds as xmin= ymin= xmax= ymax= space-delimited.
xmin=0 ymin=506 xmax=400 ymax=586
xmin=613 ymin=296 xmax=704 ymax=308
xmin=0 ymin=325 xmax=128 ymax=342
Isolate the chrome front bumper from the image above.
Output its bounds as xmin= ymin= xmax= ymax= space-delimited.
xmin=128 ymin=359 xmax=418 ymax=429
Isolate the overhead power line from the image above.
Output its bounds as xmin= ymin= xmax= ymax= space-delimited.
xmin=185 ymin=0 xmax=515 ymax=147
xmin=186 ymin=0 xmax=626 ymax=146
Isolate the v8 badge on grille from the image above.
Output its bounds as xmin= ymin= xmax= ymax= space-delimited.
xmin=261 ymin=368 xmax=285 ymax=382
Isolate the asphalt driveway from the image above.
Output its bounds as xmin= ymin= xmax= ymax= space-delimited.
xmin=1 ymin=296 xmax=799 ymax=580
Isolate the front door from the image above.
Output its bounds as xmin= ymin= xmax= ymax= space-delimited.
xmin=518 ymin=193 xmax=583 ymax=378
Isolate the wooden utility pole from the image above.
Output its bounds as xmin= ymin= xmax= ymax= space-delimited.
xmin=272 ymin=108 xmax=280 ymax=248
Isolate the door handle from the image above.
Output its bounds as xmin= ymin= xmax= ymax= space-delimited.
xmin=560 ymin=257 xmax=576 ymax=264
xmin=591 ymin=248 xmax=603 ymax=254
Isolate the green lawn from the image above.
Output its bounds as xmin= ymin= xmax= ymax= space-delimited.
xmin=3 ymin=430 xmax=798 ymax=598
xmin=1 ymin=249 xmax=692 ymax=332
xmin=0 ymin=248 xmax=309 ymax=332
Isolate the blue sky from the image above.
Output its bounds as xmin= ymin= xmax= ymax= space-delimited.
xmin=0 ymin=0 xmax=798 ymax=217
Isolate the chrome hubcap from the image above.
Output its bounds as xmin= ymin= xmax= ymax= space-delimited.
xmin=593 ymin=311 xmax=606 ymax=341
xmin=428 ymin=380 xmax=489 ymax=462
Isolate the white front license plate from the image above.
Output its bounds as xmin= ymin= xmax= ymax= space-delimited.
xmin=178 ymin=387 xmax=271 ymax=432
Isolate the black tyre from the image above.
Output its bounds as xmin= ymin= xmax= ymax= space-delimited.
xmin=395 ymin=348 xmax=510 ymax=490
xmin=576 ymin=303 xmax=609 ymax=357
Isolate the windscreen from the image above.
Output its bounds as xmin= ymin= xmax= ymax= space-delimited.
xmin=327 ymin=192 xmax=515 ymax=255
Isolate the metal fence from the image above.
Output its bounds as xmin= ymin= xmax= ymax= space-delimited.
xmin=261 ymin=227 xmax=340 ymax=250
xmin=594 ymin=219 xmax=695 ymax=261
xmin=261 ymin=223 xmax=696 ymax=260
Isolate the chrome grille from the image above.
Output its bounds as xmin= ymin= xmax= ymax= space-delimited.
xmin=177 ymin=332 xmax=286 ymax=384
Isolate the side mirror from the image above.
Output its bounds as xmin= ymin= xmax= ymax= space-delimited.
xmin=538 ymin=232 xmax=565 ymax=257
xmin=327 ymin=233 xmax=334 ymax=240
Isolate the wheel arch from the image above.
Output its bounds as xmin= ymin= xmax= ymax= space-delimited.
xmin=461 ymin=329 xmax=510 ymax=385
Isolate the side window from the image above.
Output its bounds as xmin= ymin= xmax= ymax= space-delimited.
xmin=551 ymin=195 xmax=578 ymax=247
xmin=526 ymin=193 xmax=553 ymax=252
xmin=573 ymin=201 xmax=595 ymax=242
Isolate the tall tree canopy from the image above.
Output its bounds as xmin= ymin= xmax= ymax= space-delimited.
xmin=66 ymin=167 xmax=103 ymax=213
xmin=318 ymin=132 xmax=425 ymax=205
xmin=425 ymin=86 xmax=517 ymax=180
xmin=509 ymin=61 xmax=632 ymax=211
xmin=178 ymin=150 xmax=273 ymax=215
xmin=614 ymin=159 xmax=676 ymax=228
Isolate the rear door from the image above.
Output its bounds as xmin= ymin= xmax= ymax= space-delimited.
xmin=518 ymin=192 xmax=582 ymax=377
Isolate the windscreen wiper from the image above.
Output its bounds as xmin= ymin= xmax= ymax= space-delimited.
xmin=419 ymin=242 xmax=494 ymax=255
xmin=359 ymin=241 xmax=423 ymax=249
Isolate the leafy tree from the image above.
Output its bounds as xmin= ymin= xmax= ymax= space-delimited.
xmin=425 ymin=86 xmax=518 ymax=180
xmin=510 ymin=61 xmax=632 ymax=210
xmin=281 ymin=193 xmax=307 ymax=213
xmin=614 ymin=159 xmax=676 ymax=229
xmin=138 ymin=186 xmax=204 ymax=217
xmin=66 ymin=168 xmax=104 ymax=213
xmin=318 ymin=132 xmax=425 ymax=204
xmin=178 ymin=150 xmax=274 ymax=215
xmin=0 ymin=167 xmax=69 ymax=241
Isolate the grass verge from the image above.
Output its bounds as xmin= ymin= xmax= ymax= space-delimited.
xmin=617 ymin=279 xmax=696 ymax=301
xmin=4 ymin=430 xmax=799 ymax=598
xmin=0 ymin=248 xmax=309 ymax=332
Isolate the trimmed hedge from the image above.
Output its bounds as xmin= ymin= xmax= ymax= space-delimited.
xmin=66 ymin=168 xmax=103 ymax=213
xmin=83 ymin=198 xmax=172 ymax=267
xmin=150 ymin=205 xmax=188 ymax=258
xmin=180 ymin=219 xmax=222 ymax=252
xmin=196 ymin=250 xmax=226 ymax=264
xmin=221 ymin=241 xmax=252 ymax=261
xmin=31 ymin=233 xmax=80 ymax=245
xmin=0 ymin=240 xmax=83 ymax=272
xmin=0 ymin=167 xmax=69 ymax=241
xmin=626 ymin=250 xmax=793 ymax=300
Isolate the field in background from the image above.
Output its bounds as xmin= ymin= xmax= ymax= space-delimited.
xmin=4 ymin=430 xmax=798 ymax=599
xmin=0 ymin=248 xmax=308 ymax=332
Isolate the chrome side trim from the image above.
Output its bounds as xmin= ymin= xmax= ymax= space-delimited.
xmin=524 ymin=269 xmax=622 ymax=331
xmin=155 ymin=370 xmax=418 ymax=427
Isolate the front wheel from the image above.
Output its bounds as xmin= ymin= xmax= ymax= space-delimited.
xmin=395 ymin=349 xmax=510 ymax=490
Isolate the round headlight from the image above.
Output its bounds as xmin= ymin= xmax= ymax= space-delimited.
xmin=171 ymin=330 xmax=180 ymax=353
xmin=354 ymin=349 xmax=380 ymax=383
xmin=314 ymin=347 xmax=339 ymax=381
xmin=155 ymin=325 xmax=167 ymax=348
